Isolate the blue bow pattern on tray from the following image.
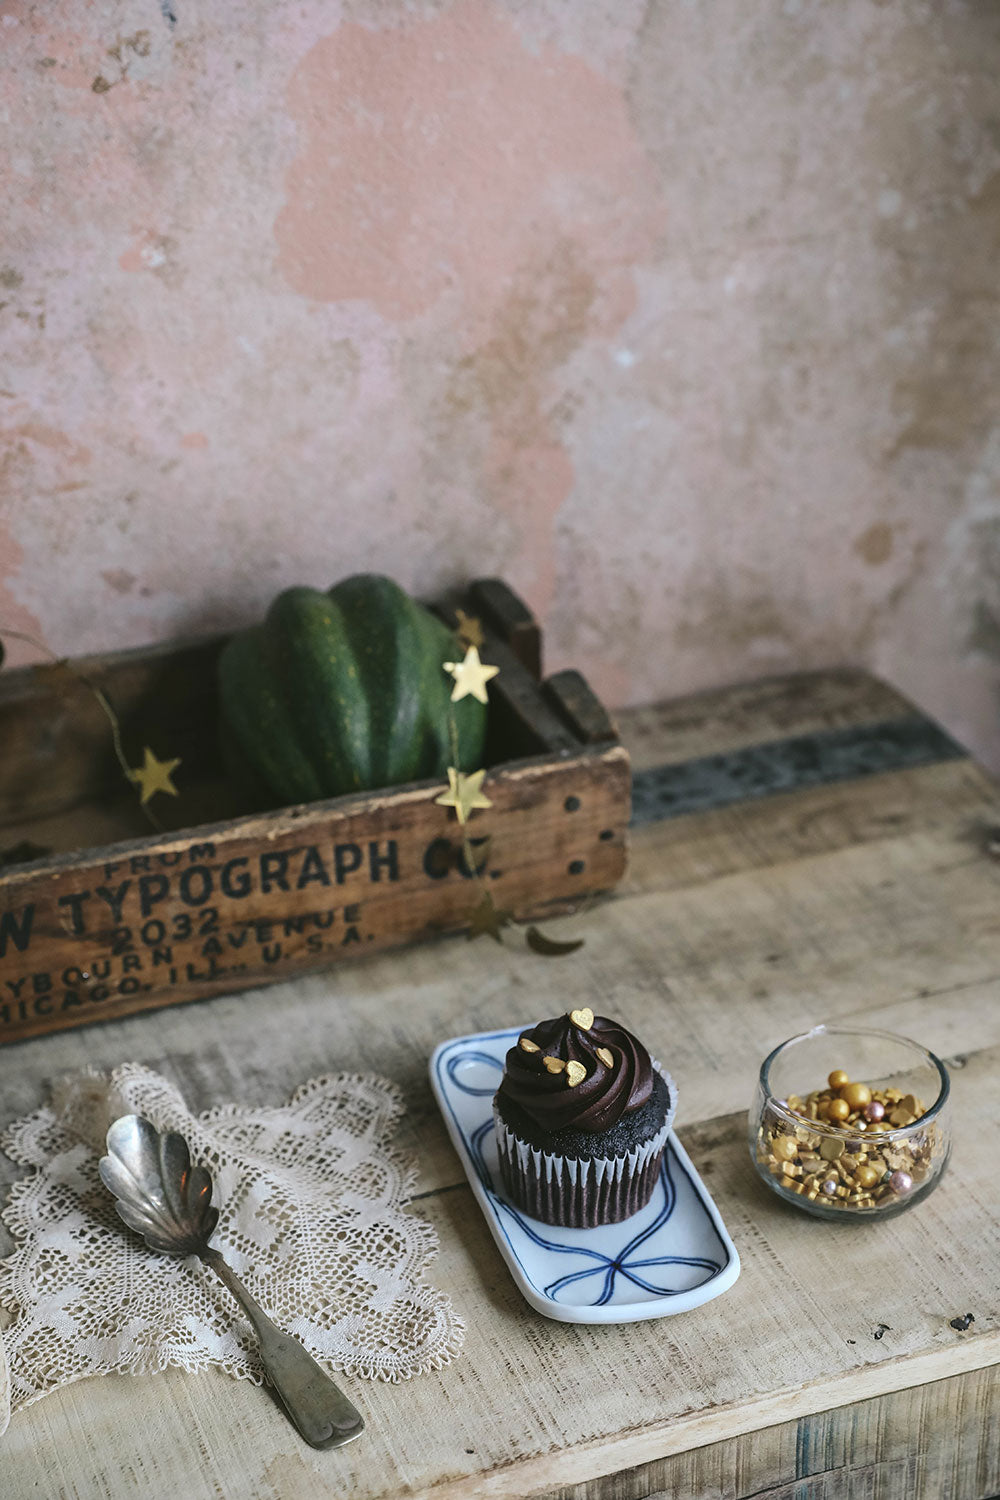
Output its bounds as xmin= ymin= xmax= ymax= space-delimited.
xmin=446 ymin=1045 xmax=722 ymax=1307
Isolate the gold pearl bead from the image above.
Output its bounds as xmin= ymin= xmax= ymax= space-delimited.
xmin=840 ymin=1082 xmax=872 ymax=1111
xmin=826 ymin=1098 xmax=850 ymax=1122
xmin=855 ymin=1164 xmax=880 ymax=1190
xmin=828 ymin=1069 xmax=850 ymax=1090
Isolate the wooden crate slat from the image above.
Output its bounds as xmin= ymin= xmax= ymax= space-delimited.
xmin=468 ymin=576 xmax=542 ymax=678
xmin=543 ymin=668 xmax=619 ymax=745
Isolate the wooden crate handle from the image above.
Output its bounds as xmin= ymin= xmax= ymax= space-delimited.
xmin=543 ymin=670 xmax=619 ymax=745
xmin=468 ymin=579 xmax=541 ymax=680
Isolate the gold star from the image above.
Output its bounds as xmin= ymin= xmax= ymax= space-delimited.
xmin=434 ymin=766 xmax=492 ymax=825
xmin=129 ymin=746 xmax=181 ymax=805
xmin=454 ymin=609 xmax=485 ymax=651
xmin=442 ymin=645 xmax=499 ymax=704
xmin=466 ymin=891 xmax=513 ymax=943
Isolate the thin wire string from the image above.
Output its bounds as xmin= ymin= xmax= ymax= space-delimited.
xmin=444 ymin=625 xmax=589 ymax=952
xmin=0 ymin=625 xmax=163 ymax=832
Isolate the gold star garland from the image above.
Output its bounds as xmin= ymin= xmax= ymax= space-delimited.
xmin=438 ymin=632 xmax=499 ymax=937
xmin=438 ymin=614 xmax=584 ymax=955
xmin=0 ymin=626 xmax=181 ymax=829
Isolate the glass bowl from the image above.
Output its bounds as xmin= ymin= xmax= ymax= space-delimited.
xmin=749 ymin=1024 xmax=951 ymax=1221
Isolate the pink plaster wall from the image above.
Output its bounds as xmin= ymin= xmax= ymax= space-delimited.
xmin=3 ymin=2 xmax=1000 ymax=764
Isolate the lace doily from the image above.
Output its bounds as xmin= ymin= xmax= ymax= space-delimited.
xmin=0 ymin=1063 xmax=464 ymax=1435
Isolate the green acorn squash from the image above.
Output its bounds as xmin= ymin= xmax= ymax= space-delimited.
xmin=218 ymin=574 xmax=487 ymax=806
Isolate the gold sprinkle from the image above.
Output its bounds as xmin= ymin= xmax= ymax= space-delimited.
xmin=565 ymin=1060 xmax=587 ymax=1087
xmin=569 ymin=1007 xmax=594 ymax=1030
xmin=542 ymin=1055 xmax=566 ymax=1074
xmin=595 ymin=1045 xmax=615 ymax=1068
xmin=519 ymin=1037 xmax=540 ymax=1053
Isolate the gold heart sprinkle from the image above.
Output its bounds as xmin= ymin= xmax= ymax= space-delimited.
xmin=565 ymin=1060 xmax=587 ymax=1087
xmin=595 ymin=1046 xmax=614 ymax=1068
xmin=569 ymin=1007 xmax=594 ymax=1030
xmin=542 ymin=1055 xmax=566 ymax=1073
xmin=519 ymin=1037 xmax=540 ymax=1053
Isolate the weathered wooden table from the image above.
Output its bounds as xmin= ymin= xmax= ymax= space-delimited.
xmin=2 ymin=670 xmax=999 ymax=1500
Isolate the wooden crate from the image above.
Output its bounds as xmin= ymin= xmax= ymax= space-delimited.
xmin=0 ymin=580 xmax=629 ymax=1044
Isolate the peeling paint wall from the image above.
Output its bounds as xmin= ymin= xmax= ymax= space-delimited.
xmin=3 ymin=2 xmax=1000 ymax=765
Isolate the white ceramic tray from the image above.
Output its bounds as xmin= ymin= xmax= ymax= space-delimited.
xmin=429 ymin=1026 xmax=740 ymax=1324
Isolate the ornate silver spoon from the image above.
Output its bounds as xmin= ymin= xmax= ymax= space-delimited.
xmin=99 ymin=1113 xmax=364 ymax=1449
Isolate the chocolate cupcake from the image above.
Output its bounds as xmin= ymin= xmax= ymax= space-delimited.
xmin=493 ymin=1007 xmax=675 ymax=1227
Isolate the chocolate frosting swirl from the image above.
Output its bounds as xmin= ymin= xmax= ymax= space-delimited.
xmin=497 ymin=1013 xmax=654 ymax=1134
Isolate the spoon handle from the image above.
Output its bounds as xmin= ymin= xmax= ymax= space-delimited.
xmin=202 ymin=1247 xmax=364 ymax=1449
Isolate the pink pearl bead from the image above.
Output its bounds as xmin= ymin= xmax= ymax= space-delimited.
xmin=865 ymin=1100 xmax=885 ymax=1122
xmin=889 ymin=1170 xmax=912 ymax=1194
xmin=821 ymin=1178 xmax=838 ymax=1196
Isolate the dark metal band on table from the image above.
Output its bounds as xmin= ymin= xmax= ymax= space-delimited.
xmin=630 ymin=714 xmax=964 ymax=827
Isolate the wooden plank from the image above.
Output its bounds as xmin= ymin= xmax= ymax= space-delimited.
xmin=6 ymin=1363 xmax=998 ymax=1500
xmin=0 ymin=745 xmax=629 ymax=1043
xmin=539 ymin=1364 xmax=1000 ymax=1500
xmin=623 ymin=671 xmax=920 ymax=773
xmin=626 ymin=755 xmax=994 ymax=896
xmin=630 ymin=713 xmax=962 ymax=825
xmin=0 ymin=777 xmax=241 ymax=862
